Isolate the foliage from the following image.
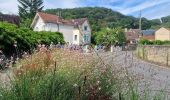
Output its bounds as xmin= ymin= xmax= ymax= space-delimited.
xmin=0 ymin=22 xmax=64 ymax=56
xmin=151 ymin=16 xmax=170 ymax=29
xmin=95 ymin=28 xmax=126 ymax=46
xmin=18 ymin=0 xmax=44 ymax=20
xmin=139 ymin=39 xmax=170 ymax=45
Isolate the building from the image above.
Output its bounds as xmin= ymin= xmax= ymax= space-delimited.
xmin=155 ymin=27 xmax=170 ymax=41
xmin=124 ymin=29 xmax=140 ymax=44
xmin=31 ymin=12 xmax=91 ymax=45
xmin=140 ymin=30 xmax=155 ymax=41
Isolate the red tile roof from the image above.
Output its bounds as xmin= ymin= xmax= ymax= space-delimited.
xmin=38 ymin=12 xmax=62 ymax=24
xmin=37 ymin=12 xmax=87 ymax=26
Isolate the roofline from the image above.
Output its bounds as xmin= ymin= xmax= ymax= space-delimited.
xmin=31 ymin=12 xmax=91 ymax=28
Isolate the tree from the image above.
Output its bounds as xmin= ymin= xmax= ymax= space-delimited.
xmin=18 ymin=0 xmax=44 ymax=20
xmin=95 ymin=28 xmax=126 ymax=46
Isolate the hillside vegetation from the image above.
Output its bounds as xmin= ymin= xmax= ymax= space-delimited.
xmin=45 ymin=7 xmax=152 ymax=32
xmin=151 ymin=16 xmax=170 ymax=29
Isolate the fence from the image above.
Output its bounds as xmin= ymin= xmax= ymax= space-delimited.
xmin=137 ymin=45 xmax=170 ymax=66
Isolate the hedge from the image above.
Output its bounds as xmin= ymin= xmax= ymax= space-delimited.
xmin=0 ymin=22 xmax=64 ymax=56
xmin=139 ymin=39 xmax=170 ymax=45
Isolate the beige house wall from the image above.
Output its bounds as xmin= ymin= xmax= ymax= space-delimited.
xmin=155 ymin=27 xmax=170 ymax=41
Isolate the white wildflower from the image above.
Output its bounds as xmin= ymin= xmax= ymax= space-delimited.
xmin=73 ymin=84 xmax=78 ymax=87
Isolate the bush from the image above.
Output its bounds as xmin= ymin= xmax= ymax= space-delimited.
xmin=0 ymin=22 xmax=64 ymax=56
xmin=139 ymin=39 xmax=170 ymax=45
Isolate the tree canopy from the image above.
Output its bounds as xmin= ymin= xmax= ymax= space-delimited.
xmin=18 ymin=0 xmax=44 ymax=20
xmin=95 ymin=28 xmax=126 ymax=46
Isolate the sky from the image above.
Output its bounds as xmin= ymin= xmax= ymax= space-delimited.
xmin=0 ymin=0 xmax=170 ymax=19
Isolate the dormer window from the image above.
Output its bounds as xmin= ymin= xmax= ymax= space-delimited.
xmin=84 ymin=26 xmax=88 ymax=31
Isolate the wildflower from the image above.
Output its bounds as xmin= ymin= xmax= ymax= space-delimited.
xmin=73 ymin=84 xmax=78 ymax=87
xmin=97 ymin=80 xmax=100 ymax=84
xmin=98 ymin=87 xmax=101 ymax=90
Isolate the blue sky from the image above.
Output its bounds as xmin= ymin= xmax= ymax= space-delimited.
xmin=0 ymin=0 xmax=170 ymax=19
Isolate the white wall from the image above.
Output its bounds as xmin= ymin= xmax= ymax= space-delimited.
xmin=33 ymin=17 xmax=45 ymax=31
xmin=155 ymin=28 xmax=170 ymax=41
xmin=73 ymin=29 xmax=80 ymax=45
xmin=59 ymin=25 xmax=74 ymax=44
xmin=81 ymin=20 xmax=91 ymax=44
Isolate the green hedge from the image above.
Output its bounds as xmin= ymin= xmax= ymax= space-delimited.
xmin=139 ymin=39 xmax=170 ymax=45
xmin=0 ymin=22 xmax=64 ymax=56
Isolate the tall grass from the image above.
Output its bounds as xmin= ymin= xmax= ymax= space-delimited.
xmin=0 ymin=48 xmax=167 ymax=100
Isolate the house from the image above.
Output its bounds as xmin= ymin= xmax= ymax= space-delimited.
xmin=155 ymin=27 xmax=170 ymax=41
xmin=31 ymin=12 xmax=91 ymax=45
xmin=0 ymin=13 xmax=20 ymax=25
xmin=140 ymin=30 xmax=155 ymax=41
xmin=124 ymin=29 xmax=140 ymax=44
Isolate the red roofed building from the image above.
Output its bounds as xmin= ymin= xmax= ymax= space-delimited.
xmin=31 ymin=12 xmax=91 ymax=45
xmin=124 ymin=29 xmax=140 ymax=44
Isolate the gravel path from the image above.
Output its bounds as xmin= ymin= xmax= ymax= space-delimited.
xmin=96 ymin=48 xmax=170 ymax=98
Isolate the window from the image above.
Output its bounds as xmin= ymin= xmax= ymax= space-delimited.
xmin=84 ymin=26 xmax=88 ymax=31
xmin=84 ymin=35 xmax=89 ymax=42
xmin=74 ymin=35 xmax=78 ymax=41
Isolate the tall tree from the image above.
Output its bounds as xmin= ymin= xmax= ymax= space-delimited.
xmin=18 ymin=0 xmax=44 ymax=20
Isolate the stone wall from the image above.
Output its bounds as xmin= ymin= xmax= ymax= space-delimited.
xmin=136 ymin=45 xmax=170 ymax=66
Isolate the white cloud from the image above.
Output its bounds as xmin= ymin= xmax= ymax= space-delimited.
xmin=120 ymin=0 xmax=170 ymax=15
xmin=143 ymin=3 xmax=170 ymax=19
xmin=44 ymin=0 xmax=80 ymax=9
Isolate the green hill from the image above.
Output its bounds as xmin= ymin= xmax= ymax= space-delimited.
xmin=151 ymin=16 xmax=170 ymax=29
xmin=44 ymin=7 xmax=152 ymax=32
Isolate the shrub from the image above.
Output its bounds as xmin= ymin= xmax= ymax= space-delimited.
xmin=139 ymin=39 xmax=170 ymax=45
xmin=0 ymin=22 xmax=64 ymax=56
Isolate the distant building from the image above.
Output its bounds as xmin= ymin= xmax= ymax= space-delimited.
xmin=155 ymin=27 xmax=170 ymax=41
xmin=0 ymin=13 xmax=20 ymax=25
xmin=140 ymin=30 xmax=155 ymax=41
xmin=124 ymin=29 xmax=140 ymax=44
xmin=31 ymin=12 xmax=91 ymax=45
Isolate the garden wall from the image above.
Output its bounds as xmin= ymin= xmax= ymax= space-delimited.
xmin=137 ymin=45 xmax=170 ymax=66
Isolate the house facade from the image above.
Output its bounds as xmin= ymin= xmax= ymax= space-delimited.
xmin=31 ymin=12 xmax=91 ymax=45
xmin=155 ymin=27 xmax=170 ymax=41
xmin=124 ymin=29 xmax=140 ymax=44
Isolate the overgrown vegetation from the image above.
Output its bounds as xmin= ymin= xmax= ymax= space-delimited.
xmin=0 ymin=48 xmax=166 ymax=100
xmin=0 ymin=22 xmax=64 ymax=56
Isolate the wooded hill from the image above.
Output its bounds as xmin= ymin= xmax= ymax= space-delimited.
xmin=45 ymin=7 xmax=152 ymax=32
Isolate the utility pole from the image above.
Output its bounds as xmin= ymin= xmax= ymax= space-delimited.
xmin=139 ymin=10 xmax=142 ymax=36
